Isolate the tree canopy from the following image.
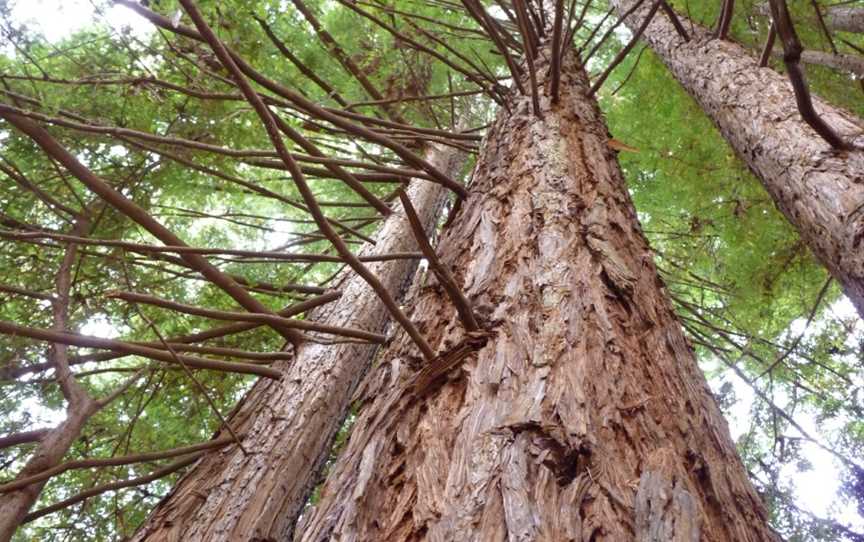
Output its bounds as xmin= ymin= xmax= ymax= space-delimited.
xmin=1 ymin=0 xmax=863 ymax=540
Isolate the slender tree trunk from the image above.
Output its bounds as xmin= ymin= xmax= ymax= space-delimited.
xmin=0 ymin=408 xmax=96 ymax=541
xmin=828 ymin=7 xmax=864 ymax=34
xmin=0 ymin=217 xmax=98 ymax=541
xmin=612 ymin=0 xmax=864 ymax=319
xmin=130 ymin=145 xmax=465 ymax=542
xmin=794 ymin=50 xmax=864 ymax=78
xmin=295 ymin=47 xmax=778 ymax=542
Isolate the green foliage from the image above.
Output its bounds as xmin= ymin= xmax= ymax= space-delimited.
xmin=0 ymin=0 xmax=863 ymax=540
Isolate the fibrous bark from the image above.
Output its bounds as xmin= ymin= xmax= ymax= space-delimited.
xmin=611 ymin=0 xmax=864 ymax=319
xmin=130 ymin=146 xmax=465 ymax=542
xmin=828 ymin=7 xmax=864 ymax=34
xmin=296 ymin=47 xmax=778 ymax=541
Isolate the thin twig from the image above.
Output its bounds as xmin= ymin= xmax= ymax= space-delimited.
xmin=398 ymin=189 xmax=479 ymax=332
xmin=759 ymin=22 xmax=777 ymax=67
xmin=590 ymin=1 xmax=661 ymax=96
xmin=22 ymin=453 xmax=205 ymax=523
xmin=0 ymin=435 xmax=238 ymax=493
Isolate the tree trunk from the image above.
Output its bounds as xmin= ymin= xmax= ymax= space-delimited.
xmin=0 ymin=405 xmax=96 ymax=541
xmin=0 ymin=217 xmax=99 ymax=542
xmin=130 ymin=146 xmax=465 ymax=542
xmin=295 ymin=48 xmax=778 ymax=542
xmin=795 ymin=50 xmax=864 ymax=78
xmin=611 ymin=0 xmax=864 ymax=319
xmin=827 ymin=7 xmax=864 ymax=34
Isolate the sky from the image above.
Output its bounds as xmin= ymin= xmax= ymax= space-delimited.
xmin=6 ymin=0 xmax=151 ymax=43
xmin=708 ymin=294 xmax=864 ymax=528
xmin=3 ymin=0 xmax=863 ymax=535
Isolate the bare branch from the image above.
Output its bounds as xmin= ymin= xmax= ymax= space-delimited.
xmin=22 ymin=452 xmax=204 ymax=524
xmin=0 ymin=430 xmax=50 ymax=452
xmin=0 ymin=108 xmax=306 ymax=345
xmin=110 ymin=291 xmax=385 ymax=343
xmin=398 ymin=190 xmax=479 ymax=332
xmin=288 ymin=0 xmax=405 ymax=123
xmin=253 ymin=15 xmax=350 ymax=107
xmin=116 ymin=0 xmax=468 ymax=197
xmin=0 ymin=229 xmax=422 ymax=263
xmin=767 ymin=0 xmax=852 ymax=150
xmin=514 ymin=0 xmax=542 ymax=117
xmin=759 ymin=21 xmax=777 ymax=67
xmin=715 ymin=0 xmax=734 ymax=40
xmin=180 ymin=0 xmax=436 ymax=361
xmin=590 ymin=1 xmax=661 ymax=96
xmin=0 ymin=320 xmax=282 ymax=378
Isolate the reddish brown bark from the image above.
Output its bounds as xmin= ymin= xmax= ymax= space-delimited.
xmin=611 ymin=0 xmax=864 ymax=319
xmin=296 ymin=50 xmax=778 ymax=541
xmin=129 ymin=145 xmax=465 ymax=542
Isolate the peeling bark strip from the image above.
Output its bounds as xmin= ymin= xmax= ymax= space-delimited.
xmin=611 ymin=0 xmax=864 ymax=319
xmin=130 ymin=145 xmax=465 ymax=542
xmin=296 ymin=49 xmax=777 ymax=541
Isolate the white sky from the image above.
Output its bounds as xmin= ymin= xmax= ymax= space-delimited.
xmin=4 ymin=0 xmax=863 ymax=535
xmin=712 ymin=296 xmax=864 ymax=527
xmin=7 ymin=0 xmax=151 ymax=43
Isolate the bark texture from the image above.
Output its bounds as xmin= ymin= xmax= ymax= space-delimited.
xmin=130 ymin=145 xmax=464 ymax=542
xmin=828 ymin=7 xmax=864 ymax=34
xmin=295 ymin=50 xmax=778 ymax=541
xmin=612 ymin=0 xmax=864 ymax=318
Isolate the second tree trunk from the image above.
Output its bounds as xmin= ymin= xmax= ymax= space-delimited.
xmin=612 ymin=0 xmax=864 ymax=319
xmin=131 ymin=147 xmax=465 ymax=542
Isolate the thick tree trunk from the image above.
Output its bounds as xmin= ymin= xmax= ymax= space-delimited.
xmin=130 ymin=146 xmax=465 ymax=542
xmin=295 ymin=49 xmax=778 ymax=541
xmin=828 ymin=7 xmax=864 ymax=34
xmin=612 ymin=0 xmax=864 ymax=319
